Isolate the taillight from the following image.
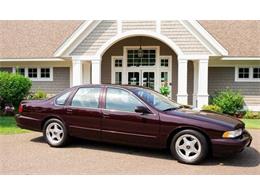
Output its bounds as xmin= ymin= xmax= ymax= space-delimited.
xmin=18 ymin=104 xmax=23 ymax=113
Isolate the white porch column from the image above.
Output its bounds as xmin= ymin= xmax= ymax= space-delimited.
xmin=197 ymin=59 xmax=209 ymax=108
xmin=177 ymin=58 xmax=188 ymax=105
xmin=72 ymin=59 xmax=83 ymax=86
xmin=193 ymin=61 xmax=199 ymax=107
xmin=91 ymin=58 xmax=101 ymax=84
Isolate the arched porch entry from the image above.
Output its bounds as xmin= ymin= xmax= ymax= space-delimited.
xmin=100 ymin=36 xmax=194 ymax=104
xmin=71 ymin=31 xmax=209 ymax=108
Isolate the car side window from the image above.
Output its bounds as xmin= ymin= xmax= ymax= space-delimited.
xmin=55 ymin=91 xmax=71 ymax=105
xmin=71 ymin=87 xmax=101 ymax=108
xmin=105 ymin=88 xmax=143 ymax=112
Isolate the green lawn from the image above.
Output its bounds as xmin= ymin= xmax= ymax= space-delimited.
xmin=0 ymin=116 xmax=31 ymax=135
xmin=241 ymin=119 xmax=260 ymax=129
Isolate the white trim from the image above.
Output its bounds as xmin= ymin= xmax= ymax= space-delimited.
xmin=177 ymin=59 xmax=188 ymax=105
xmin=111 ymin=56 xmax=123 ymax=84
xmin=222 ymin=57 xmax=260 ymax=61
xmin=178 ymin=55 xmax=209 ymax=60
xmin=54 ymin=20 xmax=102 ymax=57
xmin=12 ymin=66 xmax=53 ymax=81
xmin=0 ymin=58 xmax=65 ymax=62
xmin=181 ymin=20 xmax=228 ymax=56
xmin=235 ymin=66 xmax=260 ymax=82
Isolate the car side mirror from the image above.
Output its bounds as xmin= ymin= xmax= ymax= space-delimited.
xmin=135 ymin=106 xmax=151 ymax=114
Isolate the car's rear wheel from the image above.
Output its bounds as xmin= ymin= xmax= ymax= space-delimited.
xmin=170 ymin=130 xmax=208 ymax=164
xmin=43 ymin=119 xmax=69 ymax=147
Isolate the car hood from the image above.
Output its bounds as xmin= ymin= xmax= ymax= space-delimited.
xmin=165 ymin=108 xmax=244 ymax=130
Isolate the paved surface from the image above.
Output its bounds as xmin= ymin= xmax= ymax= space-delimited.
xmin=0 ymin=130 xmax=259 ymax=175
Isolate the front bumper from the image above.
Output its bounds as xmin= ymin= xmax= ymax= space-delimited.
xmin=211 ymin=130 xmax=252 ymax=157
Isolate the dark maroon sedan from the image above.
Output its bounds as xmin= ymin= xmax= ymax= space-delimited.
xmin=16 ymin=85 xmax=252 ymax=164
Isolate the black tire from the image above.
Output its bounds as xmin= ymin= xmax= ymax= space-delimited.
xmin=170 ymin=129 xmax=208 ymax=164
xmin=43 ymin=118 xmax=69 ymax=147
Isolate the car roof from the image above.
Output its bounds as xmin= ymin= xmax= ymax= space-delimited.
xmin=75 ymin=84 xmax=149 ymax=91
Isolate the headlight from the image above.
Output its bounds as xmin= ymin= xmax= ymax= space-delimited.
xmin=222 ymin=129 xmax=243 ymax=138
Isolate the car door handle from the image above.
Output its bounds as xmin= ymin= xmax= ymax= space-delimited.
xmin=66 ymin=108 xmax=73 ymax=114
xmin=103 ymin=113 xmax=110 ymax=118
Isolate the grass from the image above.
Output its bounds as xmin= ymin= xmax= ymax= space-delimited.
xmin=0 ymin=116 xmax=31 ymax=135
xmin=241 ymin=119 xmax=260 ymax=129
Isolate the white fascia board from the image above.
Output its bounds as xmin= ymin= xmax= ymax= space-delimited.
xmin=54 ymin=20 xmax=102 ymax=57
xmin=182 ymin=20 xmax=228 ymax=56
xmin=0 ymin=58 xmax=65 ymax=62
xmin=222 ymin=57 xmax=260 ymax=60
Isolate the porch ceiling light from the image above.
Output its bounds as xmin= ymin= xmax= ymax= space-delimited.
xmin=138 ymin=36 xmax=144 ymax=58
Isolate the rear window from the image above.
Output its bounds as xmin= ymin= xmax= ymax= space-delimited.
xmin=55 ymin=91 xmax=71 ymax=105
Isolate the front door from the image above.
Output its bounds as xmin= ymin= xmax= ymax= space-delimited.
xmin=101 ymin=87 xmax=160 ymax=147
xmin=128 ymin=71 xmax=155 ymax=90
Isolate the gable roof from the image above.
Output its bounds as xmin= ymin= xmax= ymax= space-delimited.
xmin=0 ymin=20 xmax=259 ymax=58
xmin=0 ymin=20 xmax=83 ymax=58
xmin=199 ymin=20 xmax=260 ymax=57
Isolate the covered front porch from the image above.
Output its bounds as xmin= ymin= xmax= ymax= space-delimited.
xmin=70 ymin=35 xmax=209 ymax=108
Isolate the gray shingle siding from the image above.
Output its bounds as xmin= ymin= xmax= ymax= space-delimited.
xmin=208 ymin=67 xmax=260 ymax=96
xmin=31 ymin=67 xmax=70 ymax=94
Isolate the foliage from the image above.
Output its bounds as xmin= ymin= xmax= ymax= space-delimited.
xmin=243 ymin=111 xmax=260 ymax=119
xmin=212 ymin=89 xmax=244 ymax=115
xmin=28 ymin=90 xmax=47 ymax=100
xmin=202 ymin=104 xmax=223 ymax=113
xmin=160 ymin=84 xmax=170 ymax=96
xmin=0 ymin=72 xmax=31 ymax=109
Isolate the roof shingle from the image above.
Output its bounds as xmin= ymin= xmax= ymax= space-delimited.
xmin=0 ymin=20 xmax=259 ymax=58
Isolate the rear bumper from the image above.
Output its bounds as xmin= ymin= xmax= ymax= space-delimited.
xmin=15 ymin=114 xmax=42 ymax=132
xmin=211 ymin=130 xmax=252 ymax=157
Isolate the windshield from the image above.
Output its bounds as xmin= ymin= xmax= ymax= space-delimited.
xmin=132 ymin=88 xmax=181 ymax=111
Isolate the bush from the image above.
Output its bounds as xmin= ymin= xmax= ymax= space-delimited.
xmin=28 ymin=90 xmax=47 ymax=100
xmin=244 ymin=111 xmax=260 ymax=119
xmin=160 ymin=84 xmax=170 ymax=96
xmin=212 ymin=89 xmax=244 ymax=115
xmin=0 ymin=72 xmax=31 ymax=109
xmin=202 ymin=104 xmax=223 ymax=113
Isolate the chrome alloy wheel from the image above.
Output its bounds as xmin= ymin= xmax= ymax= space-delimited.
xmin=175 ymin=134 xmax=202 ymax=162
xmin=46 ymin=122 xmax=64 ymax=145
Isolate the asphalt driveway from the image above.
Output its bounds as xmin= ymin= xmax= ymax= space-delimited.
xmin=0 ymin=130 xmax=259 ymax=174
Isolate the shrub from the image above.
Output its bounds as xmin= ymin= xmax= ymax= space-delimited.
xmin=202 ymin=104 xmax=223 ymax=113
xmin=0 ymin=72 xmax=31 ymax=109
xmin=212 ymin=89 xmax=244 ymax=115
xmin=160 ymin=84 xmax=170 ymax=96
xmin=28 ymin=90 xmax=47 ymax=100
xmin=244 ymin=111 xmax=260 ymax=119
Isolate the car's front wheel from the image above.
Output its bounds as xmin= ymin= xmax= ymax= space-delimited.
xmin=170 ymin=130 xmax=208 ymax=164
xmin=43 ymin=118 xmax=69 ymax=147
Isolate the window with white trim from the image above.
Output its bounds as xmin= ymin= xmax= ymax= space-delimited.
xmin=127 ymin=49 xmax=156 ymax=67
xmin=28 ymin=68 xmax=38 ymax=78
xmin=160 ymin=58 xmax=169 ymax=67
xmin=16 ymin=68 xmax=25 ymax=76
xmin=112 ymin=56 xmax=123 ymax=85
xmin=235 ymin=66 xmax=260 ymax=82
xmin=253 ymin=68 xmax=260 ymax=78
xmin=13 ymin=67 xmax=53 ymax=81
xmin=114 ymin=59 xmax=122 ymax=67
xmin=40 ymin=68 xmax=50 ymax=78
